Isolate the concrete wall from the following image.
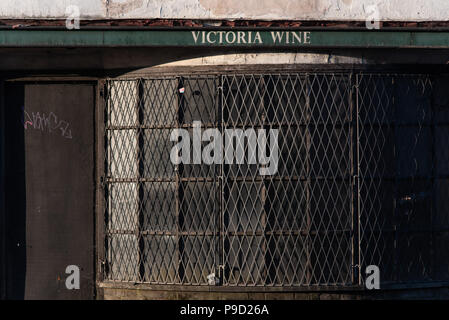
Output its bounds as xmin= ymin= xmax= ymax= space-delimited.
xmin=0 ymin=0 xmax=447 ymax=21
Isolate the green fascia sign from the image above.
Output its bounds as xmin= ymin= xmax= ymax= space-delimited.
xmin=0 ymin=29 xmax=448 ymax=48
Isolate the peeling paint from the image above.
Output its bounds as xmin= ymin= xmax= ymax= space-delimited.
xmin=106 ymin=0 xmax=144 ymax=17
xmin=198 ymin=0 xmax=317 ymax=18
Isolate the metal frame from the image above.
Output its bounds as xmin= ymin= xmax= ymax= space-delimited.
xmin=96 ymin=79 xmax=106 ymax=297
xmin=98 ymin=68 xmax=449 ymax=291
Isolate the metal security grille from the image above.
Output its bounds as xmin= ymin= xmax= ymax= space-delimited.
xmin=357 ymin=74 xmax=449 ymax=285
xmin=220 ymin=74 xmax=353 ymax=286
xmin=102 ymin=72 xmax=449 ymax=288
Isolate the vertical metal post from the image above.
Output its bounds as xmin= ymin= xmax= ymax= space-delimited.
xmin=356 ymin=74 xmax=362 ymax=286
xmin=392 ymin=76 xmax=399 ymax=282
xmin=350 ymin=74 xmax=356 ymax=285
xmin=176 ymin=76 xmax=184 ymax=283
xmin=95 ymin=79 xmax=107 ymax=287
xmin=430 ymin=75 xmax=436 ymax=280
xmin=219 ymin=75 xmax=225 ymax=285
xmin=215 ymin=75 xmax=223 ymax=285
xmin=352 ymin=73 xmax=361 ymax=285
xmin=137 ymin=79 xmax=145 ymax=281
xmin=260 ymin=76 xmax=268 ymax=284
xmin=305 ymin=73 xmax=312 ymax=285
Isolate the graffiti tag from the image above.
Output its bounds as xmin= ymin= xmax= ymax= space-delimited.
xmin=22 ymin=107 xmax=72 ymax=139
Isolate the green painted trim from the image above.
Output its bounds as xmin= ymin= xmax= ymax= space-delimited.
xmin=0 ymin=29 xmax=449 ymax=48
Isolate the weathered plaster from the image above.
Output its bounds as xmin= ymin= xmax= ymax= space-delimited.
xmin=155 ymin=53 xmax=363 ymax=66
xmin=0 ymin=0 xmax=447 ymax=21
xmin=198 ymin=0 xmax=319 ymax=18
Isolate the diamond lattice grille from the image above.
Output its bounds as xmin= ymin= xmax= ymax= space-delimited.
xmin=103 ymin=73 xmax=449 ymax=287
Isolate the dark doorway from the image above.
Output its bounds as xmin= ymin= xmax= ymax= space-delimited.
xmin=2 ymin=82 xmax=95 ymax=299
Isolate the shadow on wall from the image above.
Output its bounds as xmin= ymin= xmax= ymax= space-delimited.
xmin=4 ymin=83 xmax=26 ymax=299
xmin=1 ymin=48 xmax=449 ymax=76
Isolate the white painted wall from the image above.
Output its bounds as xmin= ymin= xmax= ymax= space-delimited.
xmin=0 ymin=0 xmax=446 ymax=21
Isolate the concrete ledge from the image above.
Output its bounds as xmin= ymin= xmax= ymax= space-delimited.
xmin=98 ymin=283 xmax=449 ymax=300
